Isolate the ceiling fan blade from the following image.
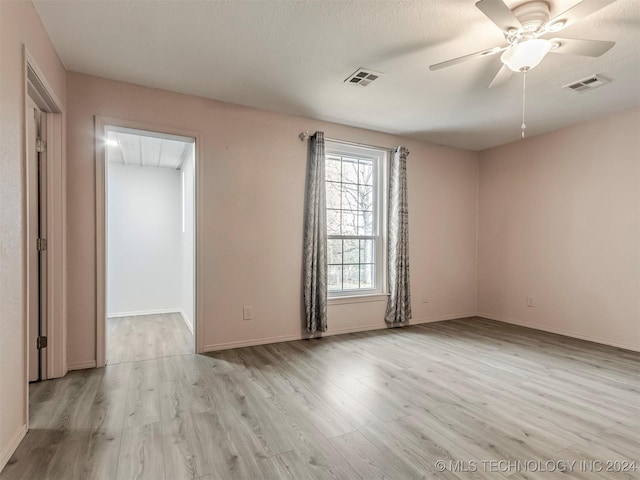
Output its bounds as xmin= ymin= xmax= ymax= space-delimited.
xmin=429 ymin=45 xmax=506 ymax=71
xmin=489 ymin=64 xmax=513 ymax=88
xmin=548 ymin=37 xmax=615 ymax=56
xmin=546 ymin=0 xmax=617 ymax=32
xmin=475 ymin=0 xmax=523 ymax=33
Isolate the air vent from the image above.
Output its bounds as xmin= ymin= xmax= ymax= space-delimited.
xmin=563 ymin=74 xmax=610 ymax=93
xmin=345 ymin=68 xmax=384 ymax=86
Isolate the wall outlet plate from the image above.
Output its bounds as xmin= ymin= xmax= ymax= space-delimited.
xmin=243 ymin=306 xmax=253 ymax=320
xmin=527 ymin=296 xmax=535 ymax=307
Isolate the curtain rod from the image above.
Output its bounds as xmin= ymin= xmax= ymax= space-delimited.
xmin=298 ymin=131 xmax=409 ymax=155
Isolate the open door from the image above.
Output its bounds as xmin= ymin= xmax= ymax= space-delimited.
xmin=26 ymin=97 xmax=47 ymax=382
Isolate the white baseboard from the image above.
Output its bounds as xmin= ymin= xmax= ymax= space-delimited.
xmin=0 ymin=424 xmax=27 ymax=473
xmin=107 ymin=308 xmax=182 ymax=319
xmin=67 ymin=360 xmax=97 ymax=371
xmin=108 ymin=308 xmax=193 ymax=332
xmin=410 ymin=312 xmax=477 ymax=325
xmin=203 ymin=333 xmax=304 ymax=352
xmin=202 ymin=312 xmax=478 ymax=353
xmin=178 ymin=309 xmax=194 ymax=334
xmin=478 ymin=313 xmax=640 ymax=352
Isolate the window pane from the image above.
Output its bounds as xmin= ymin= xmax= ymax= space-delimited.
xmin=327 ymin=209 xmax=341 ymax=235
xmin=326 ymin=182 xmax=341 ymax=209
xmin=358 ymin=185 xmax=373 ymax=211
xmin=341 ymin=183 xmax=358 ymax=211
xmin=328 ymin=265 xmax=342 ymax=291
xmin=359 ymin=239 xmax=374 ymax=263
xmin=358 ymin=211 xmax=374 ymax=236
xmin=360 ymin=264 xmax=374 ymax=289
xmin=343 ymin=265 xmax=359 ymax=290
xmin=342 ymin=211 xmax=357 ymax=235
xmin=343 ymin=239 xmax=358 ymax=264
xmin=342 ymin=158 xmax=359 ymax=184
xmin=326 ymin=157 xmax=341 ymax=182
xmin=359 ymin=161 xmax=373 ymax=185
xmin=328 ymin=239 xmax=342 ymax=265
xmin=324 ymin=143 xmax=382 ymax=296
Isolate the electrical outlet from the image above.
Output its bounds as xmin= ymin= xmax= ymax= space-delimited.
xmin=422 ymin=293 xmax=429 ymax=303
xmin=527 ymin=296 xmax=535 ymax=307
xmin=243 ymin=306 xmax=253 ymax=320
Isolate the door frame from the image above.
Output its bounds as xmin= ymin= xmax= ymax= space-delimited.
xmin=94 ymin=116 xmax=204 ymax=367
xmin=25 ymin=96 xmax=45 ymax=383
xmin=23 ymin=45 xmax=66 ymax=395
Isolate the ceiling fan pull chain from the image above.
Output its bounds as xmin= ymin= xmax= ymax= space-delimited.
xmin=521 ymin=70 xmax=527 ymax=138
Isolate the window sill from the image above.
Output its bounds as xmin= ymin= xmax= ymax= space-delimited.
xmin=328 ymin=293 xmax=389 ymax=306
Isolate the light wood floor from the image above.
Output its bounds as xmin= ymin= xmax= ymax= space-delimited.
xmin=107 ymin=313 xmax=194 ymax=364
xmin=2 ymin=317 xmax=638 ymax=480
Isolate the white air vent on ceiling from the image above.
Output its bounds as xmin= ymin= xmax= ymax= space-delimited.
xmin=345 ymin=68 xmax=384 ymax=86
xmin=563 ymin=74 xmax=610 ymax=93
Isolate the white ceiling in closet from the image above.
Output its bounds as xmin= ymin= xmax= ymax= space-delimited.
xmin=107 ymin=130 xmax=191 ymax=170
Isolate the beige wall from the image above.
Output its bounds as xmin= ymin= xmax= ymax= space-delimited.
xmin=478 ymin=108 xmax=640 ymax=351
xmin=66 ymin=72 xmax=479 ymax=365
xmin=0 ymin=0 xmax=67 ymax=470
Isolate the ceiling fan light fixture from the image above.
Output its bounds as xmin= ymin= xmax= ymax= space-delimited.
xmin=501 ymin=38 xmax=553 ymax=72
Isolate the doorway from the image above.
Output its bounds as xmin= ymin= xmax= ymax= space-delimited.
xmin=24 ymin=51 xmax=66 ymax=386
xmin=104 ymin=126 xmax=196 ymax=364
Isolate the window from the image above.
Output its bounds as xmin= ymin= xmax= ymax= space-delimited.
xmin=181 ymin=171 xmax=186 ymax=233
xmin=325 ymin=141 xmax=386 ymax=297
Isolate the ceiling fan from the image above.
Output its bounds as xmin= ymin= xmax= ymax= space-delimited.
xmin=430 ymin=0 xmax=617 ymax=87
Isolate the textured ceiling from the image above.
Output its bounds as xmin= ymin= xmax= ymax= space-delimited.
xmin=34 ymin=0 xmax=640 ymax=150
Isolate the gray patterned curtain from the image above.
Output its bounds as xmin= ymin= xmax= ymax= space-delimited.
xmin=303 ymin=132 xmax=328 ymax=332
xmin=385 ymin=146 xmax=412 ymax=324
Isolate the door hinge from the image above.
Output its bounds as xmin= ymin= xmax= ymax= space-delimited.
xmin=37 ymin=336 xmax=47 ymax=349
xmin=36 ymin=238 xmax=47 ymax=252
xmin=36 ymin=137 xmax=46 ymax=153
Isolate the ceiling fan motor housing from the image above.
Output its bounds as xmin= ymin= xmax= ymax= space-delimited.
xmin=507 ymin=1 xmax=551 ymax=42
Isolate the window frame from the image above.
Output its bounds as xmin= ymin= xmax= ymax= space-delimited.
xmin=324 ymin=140 xmax=388 ymax=299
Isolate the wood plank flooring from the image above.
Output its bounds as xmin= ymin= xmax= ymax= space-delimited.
xmin=107 ymin=313 xmax=194 ymax=364
xmin=2 ymin=317 xmax=638 ymax=479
